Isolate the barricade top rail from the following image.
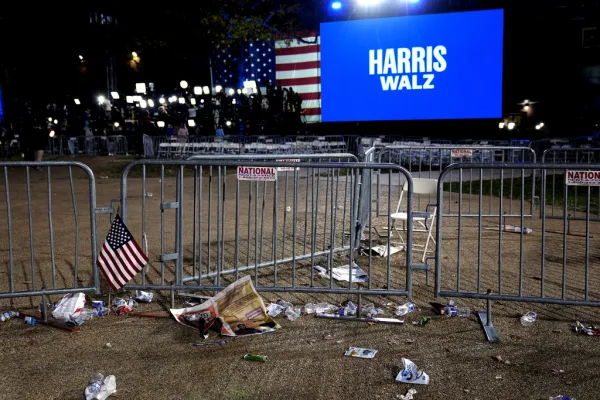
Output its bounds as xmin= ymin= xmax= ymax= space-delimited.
xmin=186 ymin=153 xmax=359 ymax=162
xmin=382 ymin=145 xmax=537 ymax=151
xmin=440 ymin=162 xmax=599 ymax=173
xmin=542 ymin=147 xmax=600 ymax=160
xmin=0 ymin=160 xmax=97 ymax=177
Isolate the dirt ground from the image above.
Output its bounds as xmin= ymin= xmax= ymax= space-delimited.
xmin=1 ymin=156 xmax=599 ymax=400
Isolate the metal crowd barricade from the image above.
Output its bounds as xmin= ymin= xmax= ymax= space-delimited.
xmin=242 ymin=136 xmax=290 ymax=154
xmin=373 ymin=145 xmax=537 ymax=217
xmin=434 ymin=163 xmax=600 ymax=341
xmin=541 ymin=148 xmax=600 ymax=222
xmin=119 ymin=159 xmax=414 ymax=298
xmin=286 ymin=136 xmax=349 ymax=154
xmin=0 ymin=161 xmax=99 ymax=303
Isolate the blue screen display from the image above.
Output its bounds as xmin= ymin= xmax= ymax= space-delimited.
xmin=320 ymin=9 xmax=504 ymax=122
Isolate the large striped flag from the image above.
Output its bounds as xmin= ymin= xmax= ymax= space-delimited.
xmin=275 ymin=33 xmax=321 ymax=124
xmin=212 ymin=32 xmax=322 ymax=124
xmin=97 ymin=215 xmax=149 ymax=291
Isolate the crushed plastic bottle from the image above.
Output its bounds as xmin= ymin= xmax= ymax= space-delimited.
xmin=442 ymin=306 xmax=471 ymax=318
xmin=79 ymin=308 xmax=98 ymax=322
xmin=315 ymin=302 xmax=338 ymax=314
xmin=134 ymin=290 xmax=153 ymax=303
xmin=338 ymin=301 xmax=358 ymax=316
xmin=85 ymin=373 xmax=104 ymax=399
xmin=0 ymin=311 xmax=18 ymax=322
xmin=361 ymin=303 xmax=384 ymax=318
xmin=549 ymin=396 xmax=576 ymax=400
xmin=395 ymin=302 xmax=416 ymax=317
xmin=24 ymin=316 xmax=38 ymax=325
xmin=304 ymin=303 xmax=317 ymax=314
xmin=276 ymin=299 xmax=293 ymax=310
xmin=285 ymin=308 xmax=301 ymax=321
xmin=520 ymin=311 xmax=537 ymax=326
xmin=84 ymin=372 xmax=117 ymax=400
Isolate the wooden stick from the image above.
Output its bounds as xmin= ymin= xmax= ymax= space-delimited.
xmin=129 ymin=312 xmax=171 ymax=318
xmin=16 ymin=312 xmax=81 ymax=333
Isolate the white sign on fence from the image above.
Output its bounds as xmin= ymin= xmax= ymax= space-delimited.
xmin=276 ymin=159 xmax=301 ymax=172
xmin=451 ymin=149 xmax=473 ymax=158
xmin=237 ymin=166 xmax=277 ymax=181
xmin=566 ymin=170 xmax=600 ymax=186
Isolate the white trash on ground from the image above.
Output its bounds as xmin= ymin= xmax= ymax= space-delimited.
xmin=396 ymin=358 xmax=430 ymax=385
xmin=84 ymin=373 xmax=116 ymax=400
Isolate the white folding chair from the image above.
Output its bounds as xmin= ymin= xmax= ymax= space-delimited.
xmin=390 ymin=178 xmax=438 ymax=262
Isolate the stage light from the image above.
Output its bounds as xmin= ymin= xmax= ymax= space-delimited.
xmin=48 ymin=117 xmax=53 ymax=122
xmin=139 ymin=99 xmax=147 ymax=108
xmin=157 ymin=121 xmax=165 ymax=128
xmin=136 ymin=83 xmax=146 ymax=94
xmin=539 ymin=122 xmax=544 ymax=128
xmin=331 ymin=1 xmax=342 ymax=9
xmin=194 ymin=86 xmax=202 ymax=95
xmin=78 ymin=55 xmax=84 ymax=60
xmin=232 ymin=99 xmax=237 ymax=104
xmin=148 ymin=99 xmax=155 ymax=107
xmin=201 ymin=99 xmax=205 ymax=104
xmin=228 ymin=88 xmax=235 ymax=95
xmin=111 ymin=92 xmax=120 ymax=99
xmin=535 ymin=124 xmax=541 ymax=130
xmin=114 ymin=122 xmax=120 ymax=128
xmin=188 ymin=119 xmax=196 ymax=127
xmin=178 ymin=97 xmax=185 ymax=104
xmin=169 ymin=96 xmax=176 ymax=103
xmin=159 ymin=97 xmax=166 ymax=104
xmin=49 ymin=130 xmax=55 ymax=138
xmin=203 ymin=86 xmax=210 ymax=95
xmin=97 ymin=95 xmax=106 ymax=104
xmin=126 ymin=96 xmax=134 ymax=104
xmin=498 ymin=122 xmax=505 ymax=129
xmin=237 ymin=89 xmax=242 ymax=94
xmin=226 ymin=121 xmax=232 ymax=127
xmin=190 ymin=98 xmax=197 ymax=105
xmin=180 ymin=80 xmax=189 ymax=89
xmin=215 ymin=85 xmax=223 ymax=93
xmin=132 ymin=51 xmax=138 ymax=57
xmin=408 ymin=0 xmax=419 ymax=3
xmin=53 ymin=119 xmax=58 ymax=124
xmin=523 ymin=105 xmax=530 ymax=112
xmin=507 ymin=122 xmax=515 ymax=130
xmin=74 ymin=99 xmax=81 ymax=105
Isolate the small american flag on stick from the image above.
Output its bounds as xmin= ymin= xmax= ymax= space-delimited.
xmin=97 ymin=215 xmax=149 ymax=291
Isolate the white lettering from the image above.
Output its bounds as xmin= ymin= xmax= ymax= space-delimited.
xmin=411 ymin=47 xmax=426 ymax=75
xmin=433 ymin=46 xmax=447 ymax=72
xmin=397 ymin=48 xmax=411 ymax=74
xmin=369 ymin=49 xmax=383 ymax=75
xmin=426 ymin=46 xmax=433 ymax=73
xmin=383 ymin=49 xmax=397 ymax=75
xmin=411 ymin=74 xmax=422 ymax=90
xmin=399 ymin=75 xmax=411 ymax=90
xmin=380 ymin=75 xmax=399 ymax=91
xmin=423 ymin=74 xmax=435 ymax=89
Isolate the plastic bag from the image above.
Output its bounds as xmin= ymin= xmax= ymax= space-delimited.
xmin=52 ymin=293 xmax=86 ymax=322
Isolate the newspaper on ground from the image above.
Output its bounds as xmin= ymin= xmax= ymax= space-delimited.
xmin=344 ymin=347 xmax=378 ymax=359
xmin=314 ymin=264 xmax=368 ymax=283
xmin=170 ymin=276 xmax=280 ymax=337
xmin=396 ymin=358 xmax=430 ymax=385
xmin=484 ymin=224 xmax=532 ymax=234
xmin=363 ymin=244 xmax=404 ymax=257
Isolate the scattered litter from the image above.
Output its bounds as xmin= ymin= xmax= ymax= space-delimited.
xmin=313 ymin=264 xmax=368 ymax=283
xmin=0 ymin=311 xmax=18 ymax=322
xmin=395 ymin=302 xmax=415 ymax=317
xmin=104 ymin=343 xmax=112 ymax=349
xmin=464 ymin=389 xmax=470 ymax=393
xmin=495 ymin=375 xmax=503 ymax=380
xmin=492 ymin=355 xmax=511 ymax=365
xmin=441 ymin=305 xmax=470 ymax=318
xmin=520 ymin=311 xmax=537 ymax=326
xmin=397 ymin=388 xmax=417 ymax=400
xmin=242 ymin=354 xmax=268 ymax=362
xmin=53 ymin=293 xmax=86 ymax=323
xmin=100 ymin=176 xmax=109 ymax=179
xmin=552 ymin=329 xmax=562 ymax=333
xmin=145 ymin=192 xmax=153 ymax=197
xmin=396 ymin=358 xmax=429 ymax=385
xmin=365 ymin=244 xmax=404 ymax=257
xmin=335 ymin=340 xmax=343 ymax=344
xmin=286 ymin=206 xmax=291 ymax=212
xmin=84 ymin=372 xmax=116 ymax=400
xmin=171 ymin=276 xmax=280 ymax=337
xmin=361 ymin=303 xmax=384 ymax=318
xmin=344 ymin=347 xmax=378 ymax=359
xmin=193 ymin=340 xmax=229 ymax=347
xmin=323 ymin=334 xmax=335 ymax=340
xmin=404 ymin=339 xmax=416 ymax=344
xmin=266 ymin=303 xmax=286 ymax=317
xmin=134 ymin=290 xmax=153 ymax=303
xmin=112 ymin=298 xmax=133 ymax=316
xmin=484 ymin=224 xmax=533 ymax=234
xmin=574 ymin=321 xmax=600 ymax=335
xmin=338 ymin=301 xmax=357 ymax=316
xmin=412 ymin=317 xmax=431 ymax=326
xmin=24 ymin=316 xmax=38 ymax=325
xmin=549 ymin=395 xmax=575 ymax=400
xmin=552 ymin=369 xmax=566 ymax=376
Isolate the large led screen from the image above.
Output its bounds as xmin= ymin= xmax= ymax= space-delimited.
xmin=320 ymin=9 xmax=504 ymax=122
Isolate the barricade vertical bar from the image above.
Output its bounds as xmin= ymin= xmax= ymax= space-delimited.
xmin=457 ymin=169 xmax=463 ymax=291
xmin=235 ymin=174 xmax=240 ymax=282
xmin=198 ymin=166 xmax=203 ymax=282
xmin=341 ymin=164 xmax=349 ymax=248
xmin=216 ymin=167 xmax=221 ymax=286
xmin=292 ymin=169 xmax=298 ymax=287
xmin=405 ymin=171 xmax=413 ymax=299
xmin=323 ymin=167 xmax=330 ymax=252
xmin=254 ymin=181 xmax=258 ymax=287
xmin=177 ymin=165 xmax=184 ymax=286
xmin=498 ymin=169 xmax=504 ymax=294
xmin=193 ymin=166 xmax=198 ymax=277
xmin=329 ymin=168 xmax=340 ymax=273
xmin=259 ymin=181 xmax=267 ymax=265
xmin=304 ymin=171 xmax=310 ymax=255
xmin=4 ymin=167 xmax=14 ymax=293
xmin=562 ymin=181 xmax=568 ymax=300
xmin=477 ymin=169 xmax=483 ymax=293
xmin=585 ymin=186 xmax=590 ymax=301
xmin=160 ymin=166 xmax=165 ymax=286
xmin=246 ymin=179 xmax=251 ymax=268
xmin=540 ymin=169 xmax=547 ymax=298
xmin=310 ymin=168 xmax=316 ymax=282
xmin=281 ymin=171 xmax=289 ymax=259
xmin=272 ymin=172 xmax=279 ymax=286
xmin=221 ymin=167 xmax=227 ymax=275
xmin=314 ymin=167 xmax=321 ymax=256
xmin=386 ymin=170 xmax=392 ymax=291
xmin=208 ymin=167 xmax=213 ymax=280
xmin=367 ymin=170 xmax=373 ymax=290
xmin=26 ymin=167 xmax=35 ymax=289
xmin=68 ymin=167 xmax=80 ymax=287
xmin=47 ymin=167 xmax=57 ymax=289
xmin=141 ymin=165 xmax=147 ymax=285
xmin=519 ymin=169 xmax=525 ymax=297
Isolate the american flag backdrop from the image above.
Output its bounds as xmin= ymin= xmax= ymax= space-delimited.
xmin=212 ymin=33 xmax=322 ymax=123
xmin=96 ymin=215 xmax=149 ymax=291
